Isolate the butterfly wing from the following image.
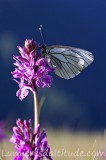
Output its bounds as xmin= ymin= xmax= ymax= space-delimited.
xmin=45 ymin=45 xmax=94 ymax=79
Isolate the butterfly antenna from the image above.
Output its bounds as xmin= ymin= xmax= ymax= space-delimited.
xmin=39 ymin=25 xmax=45 ymax=44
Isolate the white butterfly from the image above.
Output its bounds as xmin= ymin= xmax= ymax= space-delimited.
xmin=39 ymin=25 xmax=94 ymax=79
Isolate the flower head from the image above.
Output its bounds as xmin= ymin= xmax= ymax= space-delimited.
xmin=0 ymin=121 xmax=5 ymax=142
xmin=10 ymin=119 xmax=53 ymax=160
xmin=11 ymin=39 xmax=53 ymax=100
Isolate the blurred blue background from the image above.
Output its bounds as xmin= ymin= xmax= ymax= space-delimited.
xmin=0 ymin=0 xmax=105 ymax=131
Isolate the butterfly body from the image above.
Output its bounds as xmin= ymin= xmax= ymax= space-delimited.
xmin=41 ymin=45 xmax=94 ymax=79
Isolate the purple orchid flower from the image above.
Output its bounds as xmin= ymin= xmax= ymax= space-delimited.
xmin=11 ymin=39 xmax=53 ymax=100
xmin=10 ymin=119 xmax=52 ymax=160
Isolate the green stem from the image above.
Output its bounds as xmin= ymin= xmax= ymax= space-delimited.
xmin=33 ymin=90 xmax=39 ymax=131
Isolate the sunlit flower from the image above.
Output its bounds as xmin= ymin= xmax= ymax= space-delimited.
xmin=11 ymin=39 xmax=53 ymax=100
xmin=10 ymin=119 xmax=52 ymax=160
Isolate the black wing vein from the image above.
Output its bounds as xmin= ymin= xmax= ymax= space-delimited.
xmin=45 ymin=46 xmax=94 ymax=79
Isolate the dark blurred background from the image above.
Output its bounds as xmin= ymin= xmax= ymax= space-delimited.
xmin=0 ymin=0 xmax=106 ymax=131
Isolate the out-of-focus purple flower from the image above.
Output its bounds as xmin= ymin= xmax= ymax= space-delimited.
xmin=11 ymin=39 xmax=53 ymax=100
xmin=10 ymin=119 xmax=53 ymax=160
xmin=0 ymin=122 xmax=5 ymax=142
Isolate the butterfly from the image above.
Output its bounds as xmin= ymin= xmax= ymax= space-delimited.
xmin=39 ymin=25 xmax=94 ymax=80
